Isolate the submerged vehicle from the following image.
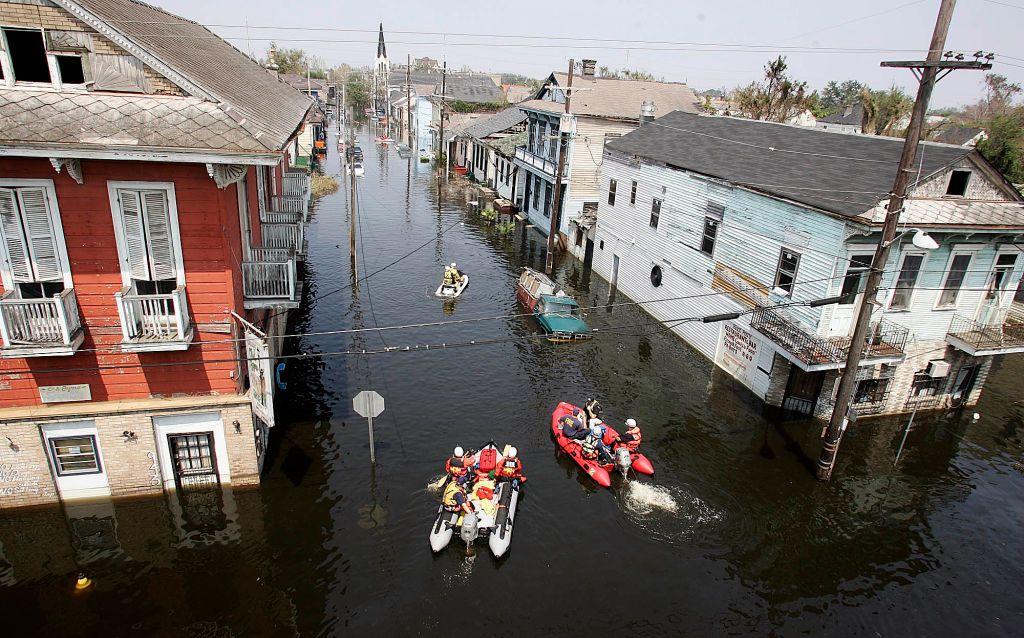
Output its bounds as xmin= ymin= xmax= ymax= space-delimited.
xmin=396 ymin=143 xmax=412 ymax=158
xmin=435 ymin=272 xmax=469 ymax=298
xmin=550 ymin=402 xmax=654 ymax=487
xmin=348 ymin=161 xmax=365 ymax=177
xmin=516 ymin=267 xmax=589 ymax=341
xmin=429 ymin=443 xmax=522 ymax=557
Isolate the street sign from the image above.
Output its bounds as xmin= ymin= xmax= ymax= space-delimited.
xmin=353 ymin=390 xmax=385 ymax=464
xmin=353 ymin=390 xmax=385 ymax=418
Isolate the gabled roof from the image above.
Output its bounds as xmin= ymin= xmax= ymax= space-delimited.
xmin=605 ymin=111 xmax=1021 ymax=219
xmin=460 ymin=107 xmax=527 ymax=140
xmin=437 ymin=74 xmax=505 ymax=104
xmin=51 ymin=0 xmax=312 ymax=153
xmin=533 ymin=73 xmax=699 ymax=120
xmin=280 ymin=73 xmax=327 ymax=92
xmin=819 ymin=103 xmax=864 ymax=126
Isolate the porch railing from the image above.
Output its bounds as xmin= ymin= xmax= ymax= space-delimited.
xmin=262 ymin=222 xmax=305 ymax=254
xmin=242 ymin=259 xmax=297 ymax=301
xmin=250 ymin=246 xmax=292 ymax=262
xmin=262 ymin=210 xmax=303 ymax=224
xmin=270 ymin=195 xmax=307 ymax=215
xmin=115 ymin=286 xmax=190 ymax=343
xmin=751 ymin=305 xmax=908 ymax=367
xmin=946 ymin=312 xmax=1024 ymax=353
xmin=282 ymin=171 xmax=310 ymax=199
xmin=0 ymin=288 xmax=81 ymax=347
xmin=514 ymin=146 xmax=558 ymax=177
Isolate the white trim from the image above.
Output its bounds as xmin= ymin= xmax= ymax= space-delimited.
xmin=0 ymin=145 xmax=281 ymax=166
xmin=41 ymin=420 xmax=111 ymax=500
xmin=106 ymin=180 xmax=186 ymax=287
xmin=979 ymin=248 xmax=1021 ymax=312
xmin=836 ymin=251 xmax=874 ymax=306
xmin=885 ymin=250 xmax=929 ymax=311
xmin=151 ymin=411 xmax=232 ymax=490
xmin=933 ymin=249 xmax=976 ymax=310
xmin=0 ymin=178 xmax=72 ymax=290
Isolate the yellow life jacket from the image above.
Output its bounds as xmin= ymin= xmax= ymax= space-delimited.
xmin=442 ymin=481 xmax=464 ymax=511
xmin=443 ymin=268 xmax=459 ymax=286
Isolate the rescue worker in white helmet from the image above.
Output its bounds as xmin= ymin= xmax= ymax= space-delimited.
xmin=496 ymin=446 xmax=526 ymax=482
xmin=445 ymin=446 xmax=473 ymax=484
xmin=618 ymin=418 xmax=643 ymax=452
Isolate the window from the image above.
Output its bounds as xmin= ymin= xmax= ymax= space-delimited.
xmin=773 ymin=249 xmax=801 ymax=296
xmin=854 ymin=377 xmax=891 ymax=405
xmin=55 ymin=55 xmax=85 ymax=85
xmin=607 ymin=179 xmax=617 ymax=206
xmin=599 ymin=239 xmax=605 ymax=250
xmin=910 ymin=370 xmax=944 ymax=398
xmin=945 ymin=170 xmax=971 ymax=197
xmin=543 ymin=183 xmax=552 ymax=218
xmin=650 ymin=265 xmax=663 ymax=287
xmin=0 ymin=185 xmax=66 ymax=294
xmin=3 ymin=29 xmax=51 ymax=83
xmin=649 ymin=198 xmax=661 ymax=229
xmin=889 ymin=253 xmax=925 ymax=310
xmin=936 ymin=252 xmax=973 ymax=308
xmin=109 ymin=184 xmax=182 ymax=289
xmin=839 ymin=254 xmax=873 ymax=303
xmin=630 ymin=180 xmax=637 ymax=205
xmin=700 ymin=217 xmax=719 ymax=256
xmin=531 ymin=176 xmax=540 ymax=211
xmin=986 ymin=253 xmax=1019 ymax=300
xmin=49 ymin=435 xmax=101 ymax=476
xmin=528 ymin=121 xmax=536 ymax=151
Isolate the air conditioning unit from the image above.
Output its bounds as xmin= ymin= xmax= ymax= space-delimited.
xmin=927 ymin=360 xmax=950 ymax=378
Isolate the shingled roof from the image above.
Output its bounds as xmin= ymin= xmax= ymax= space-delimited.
xmin=460 ymin=107 xmax=527 ymax=140
xmin=528 ymin=73 xmax=699 ymax=120
xmin=606 ymin=111 xmax=998 ymax=218
xmin=42 ymin=0 xmax=312 ymax=153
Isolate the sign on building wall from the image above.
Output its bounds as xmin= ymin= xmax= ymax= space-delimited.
xmin=714 ymin=323 xmax=761 ymax=392
xmin=245 ymin=331 xmax=275 ymax=428
xmin=38 ymin=384 xmax=91 ymax=403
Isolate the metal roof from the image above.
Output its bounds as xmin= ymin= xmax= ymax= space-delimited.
xmin=460 ymin=107 xmax=527 ymax=140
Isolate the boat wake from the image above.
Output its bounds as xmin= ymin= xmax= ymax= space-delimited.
xmin=621 ymin=481 xmax=680 ymax=515
xmin=618 ymin=481 xmax=722 ymax=539
xmin=425 ymin=475 xmax=447 ymax=495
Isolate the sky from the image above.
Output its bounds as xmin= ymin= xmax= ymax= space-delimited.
xmin=156 ymin=0 xmax=1024 ymax=108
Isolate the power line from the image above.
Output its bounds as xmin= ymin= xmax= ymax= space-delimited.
xmin=781 ymin=0 xmax=928 ymax=43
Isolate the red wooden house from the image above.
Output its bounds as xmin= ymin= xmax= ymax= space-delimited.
xmin=0 ymin=0 xmax=312 ymax=508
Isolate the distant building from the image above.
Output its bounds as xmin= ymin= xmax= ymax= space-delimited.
xmin=454 ymin=107 xmax=528 ymax=201
xmin=816 ymin=103 xmax=864 ymax=134
xmin=279 ymin=73 xmax=327 ymax=102
xmin=594 ymin=112 xmax=1024 ymax=421
xmin=932 ymin=124 xmax=988 ymax=147
xmin=503 ymin=84 xmax=533 ymax=104
xmin=373 ymin=23 xmax=390 ymax=112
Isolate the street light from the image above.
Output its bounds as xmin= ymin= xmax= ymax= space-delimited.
xmin=883 ymin=228 xmax=940 ymax=250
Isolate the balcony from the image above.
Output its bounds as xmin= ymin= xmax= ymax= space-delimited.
xmin=751 ymin=305 xmax=909 ymax=371
xmin=114 ymin=286 xmax=193 ymax=352
xmin=514 ymin=146 xmax=559 ymax=178
xmin=0 ymin=289 xmax=84 ymax=357
xmin=945 ymin=310 xmax=1024 ymax=356
xmin=261 ymin=221 xmax=306 ymax=257
xmin=282 ymin=170 xmax=311 ymax=200
xmin=243 ymin=250 xmax=301 ymax=309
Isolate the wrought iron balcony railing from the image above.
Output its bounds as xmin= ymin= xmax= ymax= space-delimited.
xmin=946 ymin=311 xmax=1024 ymax=355
xmin=750 ymin=305 xmax=909 ymax=368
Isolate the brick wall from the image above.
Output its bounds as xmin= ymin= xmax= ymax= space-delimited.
xmin=0 ymin=398 xmax=261 ymax=510
xmin=0 ymin=1 xmax=184 ymax=95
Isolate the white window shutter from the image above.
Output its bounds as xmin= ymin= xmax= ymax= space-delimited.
xmin=141 ymin=190 xmax=176 ymax=281
xmin=118 ymin=189 xmax=151 ymax=280
xmin=18 ymin=187 xmax=62 ymax=281
xmin=0 ymin=188 xmax=31 ymax=282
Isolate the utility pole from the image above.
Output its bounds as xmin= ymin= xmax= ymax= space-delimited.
xmin=816 ymin=0 xmax=991 ymax=481
xmin=406 ymin=54 xmax=413 ymax=148
xmin=438 ymin=61 xmax=447 ymax=175
xmin=545 ymin=58 xmax=574 ymax=275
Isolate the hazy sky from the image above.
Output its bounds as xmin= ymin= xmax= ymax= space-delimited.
xmin=157 ymin=0 xmax=1024 ymax=108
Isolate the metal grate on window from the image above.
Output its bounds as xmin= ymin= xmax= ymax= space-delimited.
xmin=49 ymin=435 xmax=100 ymax=475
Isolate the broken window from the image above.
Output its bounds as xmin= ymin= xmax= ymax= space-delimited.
xmin=4 ymin=29 xmax=51 ymax=83
xmin=649 ymin=198 xmax=661 ymax=230
xmin=55 ymin=54 xmax=85 ymax=84
xmin=773 ymin=249 xmax=801 ymax=296
xmin=945 ymin=170 xmax=971 ymax=197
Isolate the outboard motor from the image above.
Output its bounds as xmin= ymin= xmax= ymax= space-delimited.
xmin=460 ymin=512 xmax=479 ymax=547
xmin=614 ymin=447 xmax=632 ymax=477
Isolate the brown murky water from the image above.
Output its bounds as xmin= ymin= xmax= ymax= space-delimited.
xmin=2 ymin=122 xmax=1022 ymax=637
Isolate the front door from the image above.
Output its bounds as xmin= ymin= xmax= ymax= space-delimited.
xmin=168 ymin=432 xmax=219 ymax=491
xmin=782 ymin=367 xmax=825 ymax=416
xmin=949 ymin=364 xmax=980 ymax=406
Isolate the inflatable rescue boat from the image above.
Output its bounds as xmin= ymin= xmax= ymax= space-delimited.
xmin=428 ymin=442 xmax=522 ymax=557
xmin=435 ymin=273 xmax=469 ymax=298
xmin=550 ymin=402 xmax=654 ymax=487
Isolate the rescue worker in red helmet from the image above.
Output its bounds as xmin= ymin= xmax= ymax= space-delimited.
xmin=496 ymin=447 xmax=526 ymax=482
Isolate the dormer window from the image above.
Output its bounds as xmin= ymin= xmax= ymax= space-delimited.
xmin=3 ymin=28 xmax=51 ymax=83
xmin=55 ymin=55 xmax=85 ymax=85
xmin=946 ymin=170 xmax=971 ymax=197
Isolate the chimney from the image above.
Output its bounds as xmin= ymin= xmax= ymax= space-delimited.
xmin=581 ymin=59 xmax=596 ymax=78
xmin=640 ymin=100 xmax=656 ymax=126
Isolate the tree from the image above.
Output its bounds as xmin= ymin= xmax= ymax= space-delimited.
xmin=732 ymin=56 xmax=810 ymax=123
xmin=819 ymin=80 xmax=865 ymax=114
xmin=976 ymin=109 xmax=1024 ymax=182
xmin=964 ymin=74 xmax=1023 ymax=120
xmin=265 ymin=43 xmax=308 ymax=74
xmin=345 ymin=76 xmax=371 ymax=111
xmin=860 ymin=86 xmax=913 ymax=136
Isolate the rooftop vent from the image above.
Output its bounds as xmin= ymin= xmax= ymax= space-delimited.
xmin=581 ymin=59 xmax=596 ymax=78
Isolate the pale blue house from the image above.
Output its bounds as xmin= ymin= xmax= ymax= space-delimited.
xmin=594 ymin=112 xmax=1024 ymax=419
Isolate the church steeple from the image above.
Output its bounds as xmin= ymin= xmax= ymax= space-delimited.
xmin=377 ymin=22 xmax=387 ymax=59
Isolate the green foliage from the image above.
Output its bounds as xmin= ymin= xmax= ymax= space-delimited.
xmin=733 ymin=56 xmax=811 ymax=123
xmin=976 ymin=110 xmax=1024 ymax=183
xmin=597 ymin=67 xmax=660 ymax=81
xmin=860 ymin=86 xmax=913 ymax=136
xmin=448 ymin=100 xmax=507 ymax=113
xmin=346 ymin=76 xmax=371 ymax=111
xmin=819 ymin=80 xmax=866 ymax=114
xmin=495 ymin=220 xmax=516 ymax=235
xmin=500 ymin=73 xmax=535 ymax=86
xmin=480 ymin=208 xmax=497 ymax=221
xmin=267 ymin=43 xmax=308 ymax=75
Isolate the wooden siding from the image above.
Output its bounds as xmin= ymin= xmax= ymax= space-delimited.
xmin=912 ymin=155 xmax=1007 ymax=200
xmin=0 ymin=158 xmax=248 ymax=407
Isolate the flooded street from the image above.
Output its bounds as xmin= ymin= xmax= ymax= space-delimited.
xmin=4 ymin=121 xmax=1023 ymax=637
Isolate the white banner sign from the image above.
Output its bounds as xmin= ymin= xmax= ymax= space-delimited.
xmin=245 ymin=330 xmax=275 ymax=428
xmin=714 ymin=322 xmax=761 ymax=392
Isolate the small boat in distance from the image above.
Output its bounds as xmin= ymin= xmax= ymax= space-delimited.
xmin=396 ymin=143 xmax=412 ymax=158
xmin=516 ymin=268 xmax=589 ymax=341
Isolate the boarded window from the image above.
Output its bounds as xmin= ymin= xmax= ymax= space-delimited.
xmin=4 ymin=29 xmax=51 ymax=83
xmin=90 ymin=54 xmax=149 ymax=92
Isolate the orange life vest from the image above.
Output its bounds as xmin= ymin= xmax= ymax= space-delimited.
xmin=445 ymin=456 xmax=470 ymax=477
xmin=497 ymin=457 xmax=522 ymax=478
xmin=624 ymin=426 xmax=642 ymax=452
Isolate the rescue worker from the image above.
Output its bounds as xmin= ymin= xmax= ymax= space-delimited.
xmin=584 ymin=398 xmax=603 ymax=422
xmin=618 ymin=418 xmax=642 ymax=452
xmin=588 ymin=420 xmax=614 ymax=463
xmin=442 ymin=262 xmax=461 ymax=288
xmin=442 ymin=480 xmax=474 ymax=516
xmin=559 ymin=408 xmax=588 ymax=440
xmin=580 ymin=425 xmax=613 ymax=463
xmin=445 ymin=446 xmax=472 ymax=484
xmin=496 ymin=447 xmax=526 ymax=482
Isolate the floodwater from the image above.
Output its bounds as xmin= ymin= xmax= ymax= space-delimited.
xmin=3 ymin=121 xmax=1023 ymax=637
